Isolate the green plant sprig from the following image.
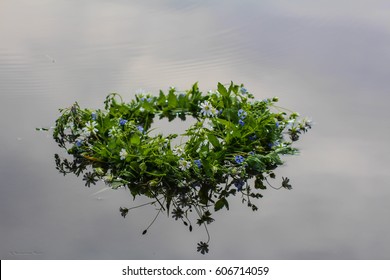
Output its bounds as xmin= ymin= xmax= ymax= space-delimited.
xmin=48 ymin=82 xmax=312 ymax=254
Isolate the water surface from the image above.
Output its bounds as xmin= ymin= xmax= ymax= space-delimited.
xmin=1 ymin=0 xmax=390 ymax=259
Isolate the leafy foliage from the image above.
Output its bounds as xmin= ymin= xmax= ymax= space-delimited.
xmin=46 ymin=82 xmax=312 ymax=254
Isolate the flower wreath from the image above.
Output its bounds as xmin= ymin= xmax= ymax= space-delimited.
xmin=47 ymin=82 xmax=311 ymax=254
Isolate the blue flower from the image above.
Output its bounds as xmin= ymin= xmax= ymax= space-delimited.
xmin=194 ymin=159 xmax=202 ymax=168
xmin=91 ymin=112 xmax=97 ymax=120
xmin=119 ymin=118 xmax=128 ymax=126
xmin=240 ymin=87 xmax=247 ymax=94
xmin=238 ymin=109 xmax=247 ymax=119
xmin=75 ymin=139 xmax=83 ymax=147
xmin=137 ymin=125 xmax=144 ymax=133
xmin=234 ymin=179 xmax=245 ymax=191
xmin=248 ymin=134 xmax=256 ymax=141
xmin=249 ymin=151 xmax=255 ymax=156
xmin=238 ymin=119 xmax=245 ymax=126
xmin=276 ymin=121 xmax=279 ymax=128
xmin=268 ymin=141 xmax=280 ymax=148
xmin=235 ymin=155 xmax=245 ymax=164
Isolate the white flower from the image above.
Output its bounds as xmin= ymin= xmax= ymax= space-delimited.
xmin=67 ymin=122 xmax=75 ymax=130
xmin=178 ymin=158 xmax=191 ymax=171
xmin=119 ymin=148 xmax=128 ymax=160
xmin=108 ymin=126 xmax=119 ymax=137
xmin=199 ymin=101 xmax=216 ymax=117
xmin=163 ymin=139 xmax=169 ymax=148
xmin=173 ymin=146 xmax=184 ymax=156
xmin=82 ymin=121 xmax=98 ymax=137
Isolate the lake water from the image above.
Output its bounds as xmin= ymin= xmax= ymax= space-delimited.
xmin=1 ymin=0 xmax=390 ymax=259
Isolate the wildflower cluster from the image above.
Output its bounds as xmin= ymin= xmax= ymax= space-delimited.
xmin=49 ymin=82 xmax=312 ymax=254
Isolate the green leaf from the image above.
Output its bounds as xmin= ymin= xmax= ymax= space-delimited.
xmin=218 ymin=118 xmax=232 ymax=127
xmin=229 ymin=81 xmax=239 ymax=94
xmin=144 ymin=170 xmax=166 ymax=177
xmin=157 ymin=90 xmax=166 ymax=106
xmin=111 ymin=180 xmax=125 ymax=189
xmin=192 ymin=82 xmax=199 ymax=92
xmin=217 ymin=82 xmax=228 ymax=96
xmin=247 ymin=156 xmax=266 ymax=172
xmin=130 ymin=134 xmax=140 ymax=145
xmin=139 ymin=162 xmax=147 ymax=173
xmin=214 ymin=197 xmax=229 ymax=211
xmin=167 ymin=91 xmax=177 ymax=108
xmin=207 ymin=134 xmax=220 ymax=148
xmin=214 ymin=199 xmax=224 ymax=211
xmin=107 ymin=139 xmax=117 ymax=150
xmin=232 ymin=128 xmax=241 ymax=138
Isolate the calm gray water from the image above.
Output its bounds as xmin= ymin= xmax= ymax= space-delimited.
xmin=1 ymin=0 xmax=390 ymax=259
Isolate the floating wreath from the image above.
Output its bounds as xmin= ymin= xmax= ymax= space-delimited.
xmin=41 ymin=82 xmax=311 ymax=254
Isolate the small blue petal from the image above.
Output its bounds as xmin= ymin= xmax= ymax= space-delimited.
xmin=238 ymin=109 xmax=247 ymax=119
xmin=234 ymin=179 xmax=245 ymax=191
xmin=235 ymin=155 xmax=245 ymax=164
xmin=248 ymin=134 xmax=257 ymax=141
xmin=239 ymin=119 xmax=245 ymax=126
xmin=76 ymin=140 xmax=83 ymax=147
xmin=119 ymin=118 xmax=128 ymax=126
xmin=137 ymin=125 xmax=144 ymax=133
xmin=194 ymin=159 xmax=202 ymax=168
